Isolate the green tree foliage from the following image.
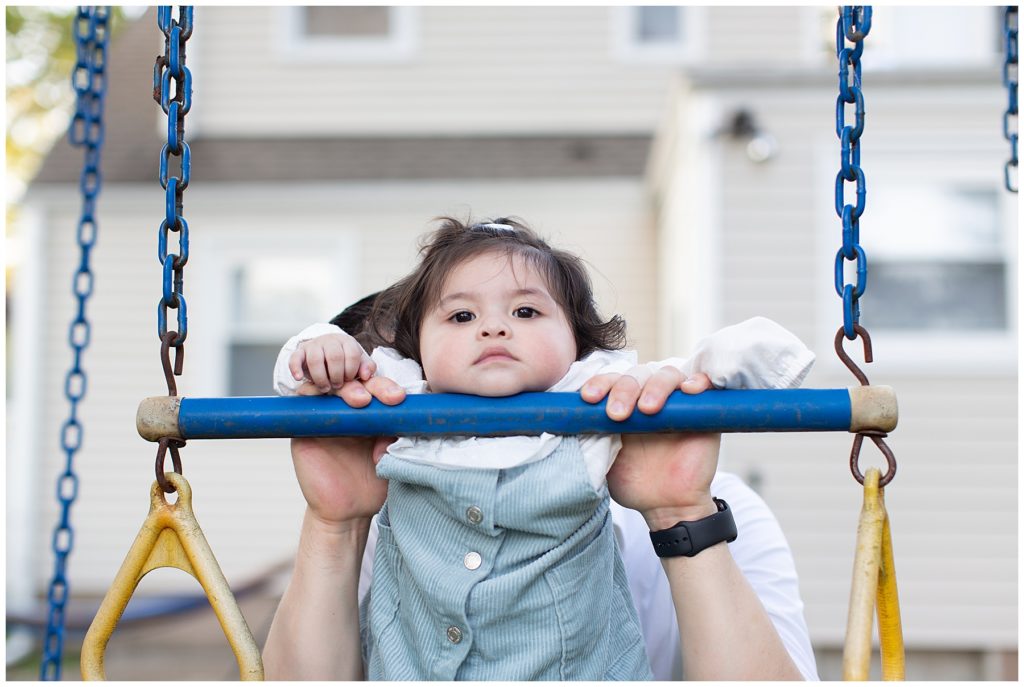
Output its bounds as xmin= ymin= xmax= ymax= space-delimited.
xmin=6 ymin=6 xmax=130 ymax=200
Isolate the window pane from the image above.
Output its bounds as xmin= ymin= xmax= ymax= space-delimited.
xmin=304 ymin=6 xmax=390 ymax=38
xmin=230 ymin=259 xmax=333 ymax=329
xmin=866 ymin=185 xmax=1000 ymax=259
xmin=861 ymin=262 xmax=1007 ymax=331
xmin=636 ymin=6 xmax=680 ymax=43
xmin=229 ymin=343 xmax=284 ymax=396
xmin=866 ymin=6 xmax=1000 ymax=66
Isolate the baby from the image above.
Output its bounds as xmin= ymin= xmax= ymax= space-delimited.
xmin=273 ymin=217 xmax=813 ymax=680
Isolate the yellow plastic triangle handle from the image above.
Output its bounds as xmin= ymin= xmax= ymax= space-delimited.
xmin=842 ymin=467 xmax=905 ymax=681
xmin=81 ymin=473 xmax=264 ymax=680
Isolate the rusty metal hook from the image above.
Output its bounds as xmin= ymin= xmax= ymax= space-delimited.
xmin=159 ymin=330 xmax=185 ymax=396
xmin=849 ymin=432 xmax=896 ymax=488
xmin=834 ymin=324 xmax=873 ymax=386
xmin=155 ymin=437 xmax=185 ymax=493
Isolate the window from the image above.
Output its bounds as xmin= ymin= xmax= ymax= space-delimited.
xmin=227 ymin=258 xmax=341 ymax=396
xmin=303 ymin=7 xmax=390 ymax=38
xmin=844 ymin=6 xmax=1001 ymax=69
xmin=819 ymin=151 xmax=1017 ymax=373
xmin=859 ymin=187 xmax=1008 ymax=332
xmin=199 ymin=233 xmax=360 ymax=397
xmin=278 ymin=6 xmax=418 ymax=62
xmin=635 ymin=6 xmax=683 ymax=44
xmin=612 ymin=6 xmax=703 ymax=63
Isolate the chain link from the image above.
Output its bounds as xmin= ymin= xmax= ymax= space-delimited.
xmin=834 ymin=6 xmax=871 ymax=341
xmin=152 ymin=6 xmax=194 ymax=491
xmin=154 ymin=6 xmax=192 ymax=352
xmin=833 ymin=6 xmax=896 ymax=488
xmin=1004 ymin=6 xmax=1018 ymax=193
xmin=41 ymin=7 xmax=110 ymax=680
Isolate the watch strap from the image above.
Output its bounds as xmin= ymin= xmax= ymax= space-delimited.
xmin=649 ymin=497 xmax=738 ymax=558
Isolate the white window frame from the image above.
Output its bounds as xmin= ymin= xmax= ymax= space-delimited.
xmin=611 ymin=6 xmax=705 ymax=64
xmin=195 ymin=230 xmax=361 ymax=397
xmin=276 ymin=6 xmax=418 ymax=63
xmin=814 ymin=146 xmax=1017 ymax=377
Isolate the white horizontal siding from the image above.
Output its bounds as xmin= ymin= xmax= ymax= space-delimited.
xmin=679 ymin=73 xmax=1017 ymax=650
xmin=189 ymin=7 xmax=670 ymax=136
xmin=705 ymin=6 xmax=816 ymax=65
xmin=650 ymin=46 xmax=1016 ymax=652
xmin=188 ymin=6 xmax=823 ymax=137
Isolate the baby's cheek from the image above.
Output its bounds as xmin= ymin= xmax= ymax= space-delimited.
xmin=420 ymin=358 xmax=452 ymax=394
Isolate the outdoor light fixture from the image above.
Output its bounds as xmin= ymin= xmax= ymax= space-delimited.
xmin=718 ymin=109 xmax=778 ymax=163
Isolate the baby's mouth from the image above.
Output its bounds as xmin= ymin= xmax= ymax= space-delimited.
xmin=474 ymin=347 xmax=516 ymax=364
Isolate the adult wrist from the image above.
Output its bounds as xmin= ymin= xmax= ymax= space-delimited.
xmin=648 ymin=497 xmax=737 ymax=558
xmin=301 ymin=510 xmax=371 ymax=558
xmin=642 ymin=499 xmax=719 ymax=532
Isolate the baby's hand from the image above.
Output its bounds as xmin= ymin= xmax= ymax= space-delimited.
xmin=581 ymin=366 xmax=713 ymax=422
xmin=288 ymin=333 xmax=406 ymax=408
xmin=289 ymin=332 xmax=375 ymax=391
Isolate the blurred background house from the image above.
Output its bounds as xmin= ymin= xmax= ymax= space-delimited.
xmin=7 ymin=5 xmax=1017 ymax=680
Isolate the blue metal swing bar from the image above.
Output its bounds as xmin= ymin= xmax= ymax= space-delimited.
xmin=137 ymin=387 xmax=896 ymax=441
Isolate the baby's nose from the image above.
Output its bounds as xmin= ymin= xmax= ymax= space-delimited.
xmin=479 ymin=318 xmax=509 ymax=337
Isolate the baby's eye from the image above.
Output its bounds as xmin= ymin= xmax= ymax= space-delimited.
xmin=514 ymin=307 xmax=539 ymax=319
xmin=451 ymin=311 xmax=475 ymax=323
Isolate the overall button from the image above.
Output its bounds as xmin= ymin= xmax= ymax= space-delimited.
xmin=465 ymin=505 xmax=483 ymax=524
xmin=446 ymin=626 xmax=463 ymax=644
xmin=463 ymin=551 xmax=482 ymax=570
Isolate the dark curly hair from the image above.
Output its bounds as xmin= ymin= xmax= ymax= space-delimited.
xmin=351 ymin=216 xmax=626 ymax=363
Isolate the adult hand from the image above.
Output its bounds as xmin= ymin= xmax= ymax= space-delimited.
xmin=583 ymin=367 xmax=723 ymax=529
xmin=296 ymin=373 xmax=407 ymax=408
xmin=291 ymin=435 xmax=392 ymax=528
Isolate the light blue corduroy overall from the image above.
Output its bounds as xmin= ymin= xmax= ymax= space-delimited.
xmin=360 ymin=437 xmax=653 ymax=680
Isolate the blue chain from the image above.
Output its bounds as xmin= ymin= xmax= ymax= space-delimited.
xmin=152 ymin=6 xmax=193 ymax=492
xmin=41 ymin=6 xmax=110 ymax=680
xmin=1004 ymin=6 xmax=1018 ymax=193
xmin=154 ymin=6 xmax=192 ymax=353
xmin=834 ymin=6 xmax=872 ymax=340
xmin=832 ymin=7 xmax=896 ymax=488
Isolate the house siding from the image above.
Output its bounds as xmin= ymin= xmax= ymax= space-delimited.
xmin=16 ymin=5 xmax=1017 ymax=680
xmin=661 ymin=74 xmax=1017 ymax=650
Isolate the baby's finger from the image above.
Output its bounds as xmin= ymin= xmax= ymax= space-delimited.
xmin=605 ymin=374 xmax=643 ymax=421
xmin=358 ymin=352 xmax=377 ymax=382
xmin=303 ymin=345 xmax=332 ymax=392
xmin=320 ymin=338 xmax=352 ymax=389
xmin=288 ymin=349 xmax=308 ymax=382
xmin=340 ymin=337 xmax=367 ymax=382
xmin=681 ymin=372 xmax=713 ymax=394
xmin=365 ymin=376 xmax=407 ymax=406
xmin=637 ymin=366 xmax=684 ymax=414
xmin=580 ymin=373 xmax=621 ymax=404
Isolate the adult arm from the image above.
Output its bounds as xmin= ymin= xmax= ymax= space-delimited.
xmin=589 ymin=367 xmax=805 ymax=680
xmin=263 ymin=430 xmax=398 ymax=679
xmin=263 ymin=507 xmax=371 ymax=680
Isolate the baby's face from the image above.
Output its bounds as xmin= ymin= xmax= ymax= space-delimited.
xmin=419 ymin=251 xmax=577 ymax=396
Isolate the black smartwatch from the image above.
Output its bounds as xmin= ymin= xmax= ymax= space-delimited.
xmin=649 ymin=498 xmax=737 ymax=558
